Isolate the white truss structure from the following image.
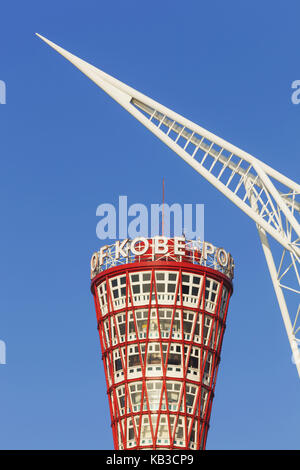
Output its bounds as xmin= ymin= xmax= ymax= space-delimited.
xmin=36 ymin=34 xmax=300 ymax=378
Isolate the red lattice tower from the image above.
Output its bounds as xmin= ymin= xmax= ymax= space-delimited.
xmin=90 ymin=238 xmax=234 ymax=450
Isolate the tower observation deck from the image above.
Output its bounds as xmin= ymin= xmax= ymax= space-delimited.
xmin=90 ymin=236 xmax=234 ymax=450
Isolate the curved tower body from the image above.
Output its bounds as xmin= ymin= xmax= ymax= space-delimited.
xmin=90 ymin=237 xmax=234 ymax=450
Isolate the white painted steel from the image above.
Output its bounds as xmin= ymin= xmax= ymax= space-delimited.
xmin=36 ymin=34 xmax=300 ymax=377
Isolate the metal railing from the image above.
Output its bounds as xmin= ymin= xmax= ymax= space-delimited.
xmin=90 ymin=239 xmax=234 ymax=280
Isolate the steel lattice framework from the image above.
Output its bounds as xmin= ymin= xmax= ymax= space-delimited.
xmin=91 ymin=241 xmax=233 ymax=449
xmin=36 ymin=34 xmax=300 ymax=377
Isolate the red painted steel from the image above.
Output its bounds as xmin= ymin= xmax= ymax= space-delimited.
xmin=91 ymin=258 xmax=233 ymax=450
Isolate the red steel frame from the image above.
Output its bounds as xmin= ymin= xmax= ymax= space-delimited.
xmin=91 ymin=259 xmax=233 ymax=450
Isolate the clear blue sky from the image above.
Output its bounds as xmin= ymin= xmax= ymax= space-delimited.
xmin=0 ymin=0 xmax=299 ymax=450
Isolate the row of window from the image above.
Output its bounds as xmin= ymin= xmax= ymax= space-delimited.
xmin=113 ymin=380 xmax=209 ymax=417
xmin=104 ymin=341 xmax=215 ymax=387
xmin=114 ymin=344 xmax=213 ymax=371
xmin=97 ymin=271 xmax=229 ymax=315
xmin=114 ymin=405 xmax=207 ymax=449
xmin=101 ymin=308 xmax=223 ymax=350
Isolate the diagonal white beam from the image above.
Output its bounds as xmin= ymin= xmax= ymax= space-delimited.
xmin=36 ymin=33 xmax=300 ymax=196
xmin=37 ymin=33 xmax=300 ymax=376
xmin=251 ymin=160 xmax=300 ymax=239
xmin=36 ymin=33 xmax=300 ymax=256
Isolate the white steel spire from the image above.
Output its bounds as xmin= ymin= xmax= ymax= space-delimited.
xmin=36 ymin=33 xmax=300 ymax=377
